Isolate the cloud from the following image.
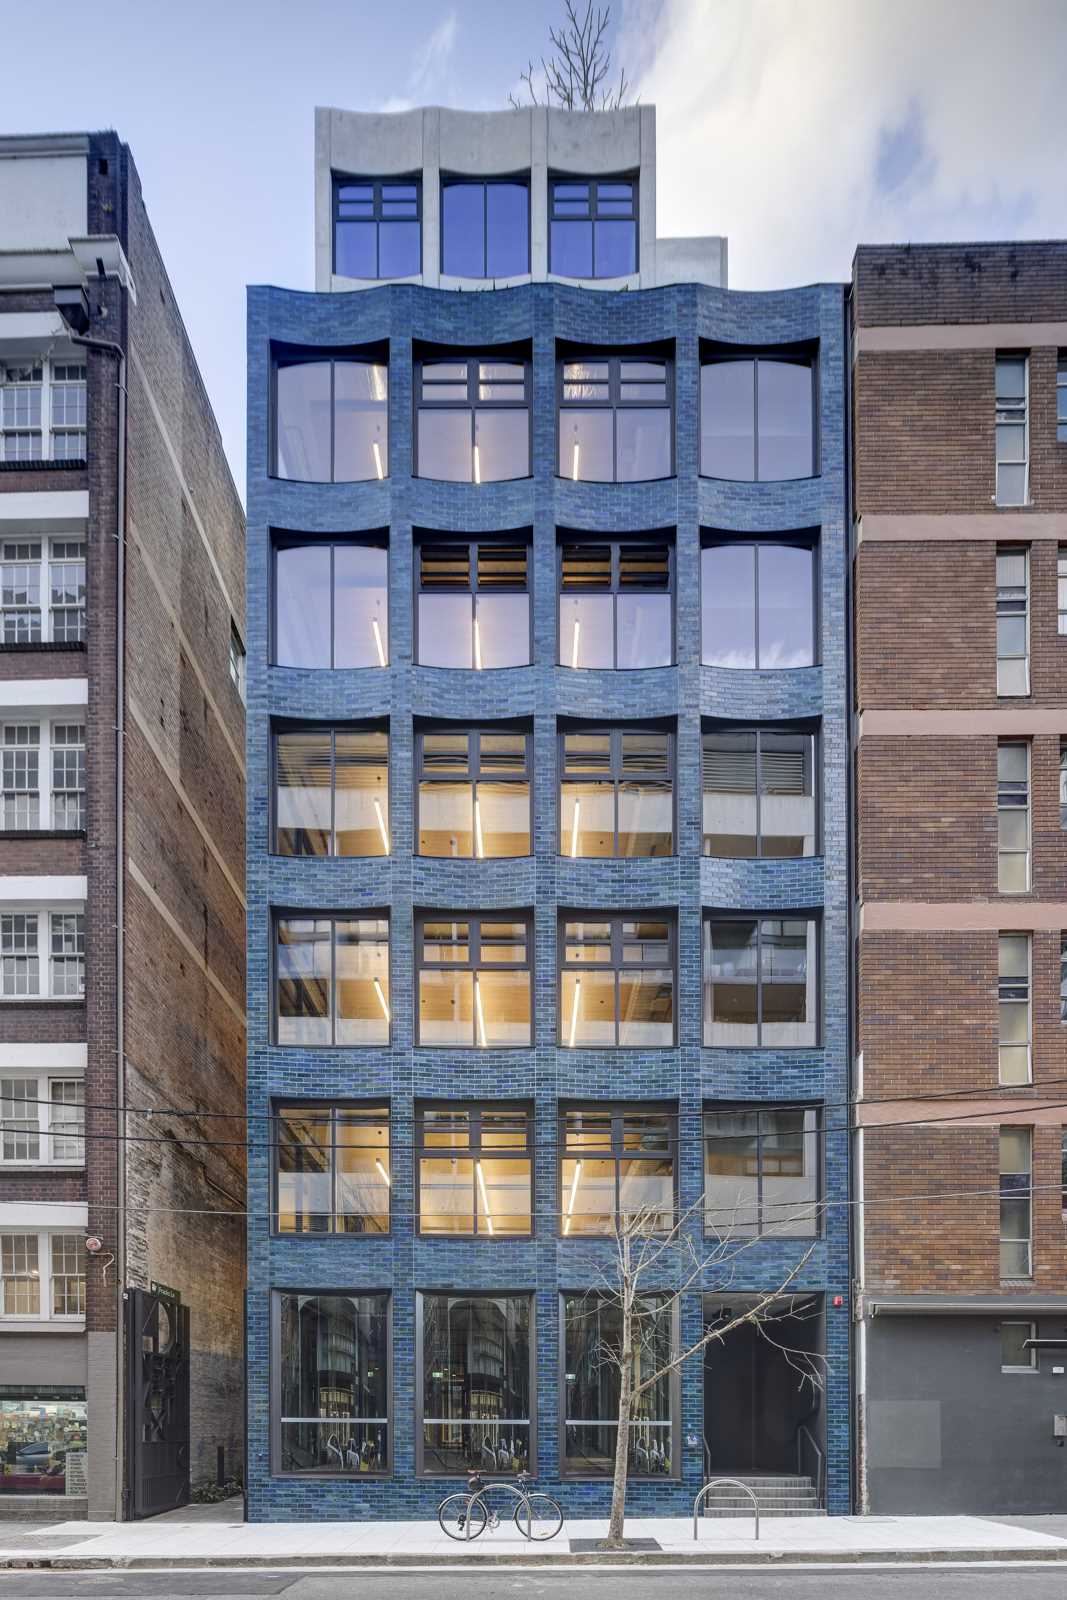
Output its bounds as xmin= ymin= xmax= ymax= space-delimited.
xmin=620 ymin=0 xmax=1067 ymax=288
xmin=373 ymin=9 xmax=459 ymax=112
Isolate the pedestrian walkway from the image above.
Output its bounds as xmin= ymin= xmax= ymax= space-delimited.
xmin=3 ymin=1510 xmax=1067 ymax=1568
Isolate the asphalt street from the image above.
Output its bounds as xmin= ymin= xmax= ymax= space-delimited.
xmin=0 ymin=1568 xmax=1066 ymax=1599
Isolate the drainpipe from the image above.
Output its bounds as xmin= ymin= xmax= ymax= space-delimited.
xmin=56 ymin=305 xmax=127 ymax=1521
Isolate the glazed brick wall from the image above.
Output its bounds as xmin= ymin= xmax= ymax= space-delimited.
xmin=244 ymin=278 xmax=851 ymax=1517
xmin=864 ymin=1123 xmax=1067 ymax=1296
xmin=856 ymin=540 xmax=1067 ymax=710
xmin=853 ymin=243 xmax=1067 ymax=327
xmin=859 ymin=930 xmax=1067 ymax=1099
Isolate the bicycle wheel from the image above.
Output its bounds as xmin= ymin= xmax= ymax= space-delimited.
xmin=514 ymin=1492 xmax=564 ymax=1540
xmin=438 ymin=1493 xmax=488 ymax=1541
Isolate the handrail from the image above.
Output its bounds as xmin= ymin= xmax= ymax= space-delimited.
xmin=702 ymin=1434 xmax=712 ymax=1482
xmin=797 ymin=1423 xmax=824 ymax=1505
xmin=693 ymin=1477 xmax=759 ymax=1542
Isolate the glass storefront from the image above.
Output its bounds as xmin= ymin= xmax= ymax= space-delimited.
xmin=0 ymin=1387 xmax=87 ymax=1494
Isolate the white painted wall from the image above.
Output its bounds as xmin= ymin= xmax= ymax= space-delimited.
xmin=0 ymin=150 xmax=87 ymax=251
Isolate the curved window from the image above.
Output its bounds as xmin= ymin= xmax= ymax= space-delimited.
xmin=416 ymin=539 xmax=530 ymax=668
xmin=442 ymin=181 xmax=529 ymax=278
xmin=561 ymin=915 xmax=675 ymax=1048
xmin=702 ymin=728 xmax=816 ymax=857
xmin=275 ymin=915 xmax=389 ymax=1047
xmin=416 ymin=728 xmax=530 ymax=859
xmin=417 ymin=915 xmax=532 ymax=1048
xmin=559 ymin=539 xmax=673 ymax=669
xmin=701 ymin=541 xmax=815 ymax=669
xmin=275 ymin=356 xmax=388 ymax=483
xmin=701 ymin=356 xmax=815 ymax=481
xmin=274 ymin=725 xmax=388 ymax=857
xmin=703 ymin=917 xmax=818 ymax=1048
xmin=276 ymin=1292 xmax=389 ymax=1475
xmin=273 ymin=538 xmax=388 ymax=669
xmin=334 ymin=179 xmax=420 ymax=279
xmin=420 ymin=1292 xmax=532 ymax=1475
xmin=559 ymin=355 xmax=672 ymax=482
xmin=416 ymin=356 xmax=529 ymax=482
xmin=560 ymin=727 xmax=673 ymax=858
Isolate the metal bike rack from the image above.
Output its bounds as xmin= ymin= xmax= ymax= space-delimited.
xmin=693 ymin=1477 xmax=759 ymax=1542
xmin=465 ymin=1482 xmax=533 ymax=1541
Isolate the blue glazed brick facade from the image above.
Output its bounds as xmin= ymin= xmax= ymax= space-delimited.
xmin=245 ymin=278 xmax=850 ymax=1519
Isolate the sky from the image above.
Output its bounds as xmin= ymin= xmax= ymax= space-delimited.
xmin=2 ymin=0 xmax=1064 ymax=501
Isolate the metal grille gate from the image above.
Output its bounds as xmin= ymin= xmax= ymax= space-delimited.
xmin=125 ymin=1288 xmax=190 ymax=1518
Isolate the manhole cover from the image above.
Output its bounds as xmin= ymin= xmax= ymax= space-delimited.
xmin=569 ymin=1537 xmax=663 ymax=1553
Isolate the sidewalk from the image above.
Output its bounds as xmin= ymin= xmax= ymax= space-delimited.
xmin=4 ymin=1507 xmax=1067 ymax=1567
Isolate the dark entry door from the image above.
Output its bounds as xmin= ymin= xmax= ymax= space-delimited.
xmin=705 ymin=1319 xmax=807 ymax=1476
xmin=125 ymin=1289 xmax=190 ymax=1518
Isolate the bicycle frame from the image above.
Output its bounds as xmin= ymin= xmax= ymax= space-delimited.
xmin=464 ymin=1480 xmax=533 ymax=1540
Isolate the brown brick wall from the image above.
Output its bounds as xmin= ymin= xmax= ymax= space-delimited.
xmin=0 ymin=646 xmax=88 ymax=681
xmin=853 ymin=242 xmax=1067 ymax=327
xmin=0 ymin=838 xmax=86 ymax=875
xmin=0 ymin=1002 xmax=86 ymax=1044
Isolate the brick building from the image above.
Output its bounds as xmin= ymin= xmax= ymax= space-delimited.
xmin=244 ymin=105 xmax=851 ymax=1520
xmin=0 ymin=133 xmax=246 ymax=1518
xmin=852 ymin=242 xmax=1067 ymax=1512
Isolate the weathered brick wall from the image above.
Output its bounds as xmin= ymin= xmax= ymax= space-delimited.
xmin=853 ymin=243 xmax=1067 ymax=327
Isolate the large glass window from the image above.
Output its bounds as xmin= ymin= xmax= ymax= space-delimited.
xmin=0 ymin=359 xmax=86 ymax=463
xmin=1 ymin=539 xmax=85 ymax=645
xmin=702 ymin=728 xmax=816 ymax=858
xmin=704 ymin=917 xmax=818 ymax=1047
xmin=416 ymin=355 xmax=529 ymax=482
xmin=420 ymin=1293 xmax=532 ymax=1474
xmin=416 ymin=539 xmax=530 ymax=668
xmin=273 ymin=538 xmax=388 ymax=669
xmin=274 ymin=353 xmax=388 ymax=483
xmin=996 ymin=547 xmax=1029 ymax=697
xmin=995 ymin=354 xmax=1028 ymax=507
xmin=417 ymin=916 xmax=532 ymax=1047
xmin=560 ymin=727 xmax=672 ymax=858
xmin=0 ymin=1388 xmax=86 ymax=1495
xmin=0 ymin=911 xmax=84 ymax=1001
xmin=275 ymin=915 xmax=389 ymax=1046
xmin=700 ymin=354 xmax=815 ymax=481
xmin=441 ymin=180 xmax=529 ymax=278
xmin=703 ymin=1106 xmax=819 ymax=1238
xmin=417 ymin=729 xmax=530 ymax=858
xmin=276 ymin=1292 xmax=389 ymax=1474
xmin=560 ymin=1106 xmax=675 ymax=1235
xmin=558 ymin=354 xmax=672 ymax=482
xmin=333 ymin=178 xmax=420 ymax=279
xmin=274 ymin=725 xmax=388 ymax=857
xmin=701 ymin=540 xmax=815 ymax=670
xmin=999 ymin=933 xmax=1031 ymax=1087
xmin=274 ymin=1104 xmax=389 ymax=1235
xmin=550 ymin=179 xmax=636 ymax=279
xmin=562 ymin=1293 xmax=673 ymax=1477
xmin=1 ymin=1076 xmax=83 ymax=1165
xmin=416 ymin=1104 xmax=532 ymax=1236
xmin=561 ymin=916 xmax=675 ymax=1048
xmin=559 ymin=539 xmax=672 ymax=669
xmin=1000 ymin=1127 xmax=1032 ymax=1279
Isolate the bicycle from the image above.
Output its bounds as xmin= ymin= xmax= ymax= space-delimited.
xmin=437 ymin=1468 xmax=564 ymax=1541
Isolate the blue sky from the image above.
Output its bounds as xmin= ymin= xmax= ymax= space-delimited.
xmin=2 ymin=0 xmax=1063 ymax=499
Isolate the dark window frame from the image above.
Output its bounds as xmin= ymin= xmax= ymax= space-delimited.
xmin=440 ymin=177 xmax=532 ymax=279
xmin=271 ymin=719 xmax=389 ymax=858
xmin=556 ymin=348 xmax=675 ymax=481
xmin=271 ymin=1099 xmax=391 ymax=1237
xmin=701 ymin=1101 xmax=822 ymax=1240
xmin=414 ymin=724 xmax=532 ymax=860
xmin=703 ymin=913 xmax=821 ymax=1049
xmin=270 ymin=344 xmax=390 ymax=484
xmin=273 ymin=910 xmax=391 ymax=1049
xmin=332 ymin=174 xmax=422 ymax=279
xmin=558 ymin=533 xmax=676 ymax=670
xmin=414 ymin=532 xmax=532 ymax=669
xmin=701 ymin=721 xmax=820 ymax=858
xmin=415 ymin=1289 xmax=537 ymax=1477
xmin=415 ymin=910 xmax=534 ymax=1049
xmin=549 ymin=175 xmax=639 ymax=278
xmin=270 ymin=532 xmax=389 ymax=670
xmin=559 ymin=722 xmax=676 ymax=858
xmin=415 ymin=1101 xmax=534 ymax=1240
xmin=700 ymin=533 xmax=820 ymax=670
xmin=270 ymin=1287 xmax=393 ymax=1478
xmin=559 ymin=911 xmax=677 ymax=1049
xmin=558 ymin=1289 xmax=679 ymax=1480
xmin=558 ymin=1102 xmax=678 ymax=1237
xmin=413 ymin=350 xmax=532 ymax=482
xmin=699 ymin=345 xmax=819 ymax=482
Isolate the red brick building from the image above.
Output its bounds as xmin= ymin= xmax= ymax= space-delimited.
xmin=0 ymin=132 xmax=245 ymax=1519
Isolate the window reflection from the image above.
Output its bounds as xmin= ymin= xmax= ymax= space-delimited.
xmin=275 ymin=356 xmax=388 ymax=483
xmin=701 ymin=355 xmax=815 ymax=481
xmin=703 ymin=917 xmax=817 ymax=1047
xmin=560 ymin=541 xmax=672 ymax=669
xmin=274 ymin=541 xmax=388 ymax=669
xmin=563 ymin=1294 xmax=672 ymax=1477
xmin=561 ymin=1107 xmax=675 ymax=1234
xmin=702 ymin=729 xmax=815 ymax=857
xmin=275 ymin=726 xmax=388 ymax=857
xmin=417 ymin=729 xmax=530 ymax=857
xmin=418 ymin=916 xmax=532 ymax=1047
xmin=276 ymin=916 xmax=389 ymax=1046
xmin=561 ymin=916 xmax=674 ymax=1047
xmin=275 ymin=1105 xmax=390 ymax=1234
xmin=701 ymin=542 xmax=814 ymax=669
xmin=417 ymin=1106 xmax=531 ymax=1236
xmin=442 ymin=181 xmax=529 ymax=278
xmin=417 ymin=357 xmax=529 ymax=481
xmin=559 ymin=356 xmax=672 ymax=482
xmin=334 ymin=180 xmax=420 ymax=279
xmin=550 ymin=180 xmax=637 ymax=279
xmin=421 ymin=1293 xmax=532 ymax=1475
xmin=560 ymin=728 xmax=672 ymax=857
xmin=704 ymin=1106 xmax=819 ymax=1238
xmin=277 ymin=1293 xmax=389 ymax=1474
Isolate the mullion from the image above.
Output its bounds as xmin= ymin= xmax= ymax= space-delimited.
xmin=329 ymin=730 xmax=337 ymax=857
xmin=329 ymin=917 xmax=338 ymax=1047
xmin=755 ymin=731 xmax=763 ymax=859
xmin=329 ymin=546 xmax=336 ymax=668
xmin=752 ymin=545 xmax=761 ymax=669
xmin=328 ymin=361 xmax=336 ymax=485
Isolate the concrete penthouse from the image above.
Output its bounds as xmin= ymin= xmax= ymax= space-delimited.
xmin=245 ymin=104 xmax=850 ymax=1520
xmin=0 ymin=132 xmax=246 ymax=1518
xmin=853 ymin=241 xmax=1067 ymax=1514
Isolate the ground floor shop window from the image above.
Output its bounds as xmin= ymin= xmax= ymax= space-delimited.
xmin=275 ymin=1292 xmax=389 ymax=1475
xmin=419 ymin=1292 xmax=533 ymax=1474
xmin=561 ymin=1292 xmax=675 ymax=1477
xmin=0 ymin=1387 xmax=86 ymax=1494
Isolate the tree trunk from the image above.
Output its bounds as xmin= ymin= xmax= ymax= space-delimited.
xmin=602 ymin=1281 xmax=633 ymax=1549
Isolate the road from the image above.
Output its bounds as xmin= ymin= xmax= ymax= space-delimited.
xmin=0 ymin=1569 xmax=1066 ymax=1599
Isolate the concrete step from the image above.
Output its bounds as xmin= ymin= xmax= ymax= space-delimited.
xmin=699 ymin=1472 xmax=823 ymax=1516
xmin=701 ymin=1504 xmax=827 ymax=1518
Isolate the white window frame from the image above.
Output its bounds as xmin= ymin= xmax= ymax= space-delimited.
xmin=997 ymin=740 xmax=1030 ymax=894
xmin=995 ymin=546 xmax=1029 ymax=698
xmin=0 ymin=536 xmax=86 ymax=645
xmin=1 ymin=719 xmax=85 ymax=832
xmin=0 ymin=906 xmax=85 ymax=1001
xmin=998 ymin=933 xmax=1031 ymax=1087
xmin=995 ymin=353 xmax=1029 ymax=508
xmin=0 ymin=1229 xmax=85 ymax=1321
xmin=0 ymin=357 xmax=86 ymax=464
xmin=0 ymin=1074 xmax=84 ymax=1166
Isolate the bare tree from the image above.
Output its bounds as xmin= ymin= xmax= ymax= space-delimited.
xmin=508 ymin=1 xmax=632 ymax=112
xmin=570 ymin=1191 xmax=826 ymax=1551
